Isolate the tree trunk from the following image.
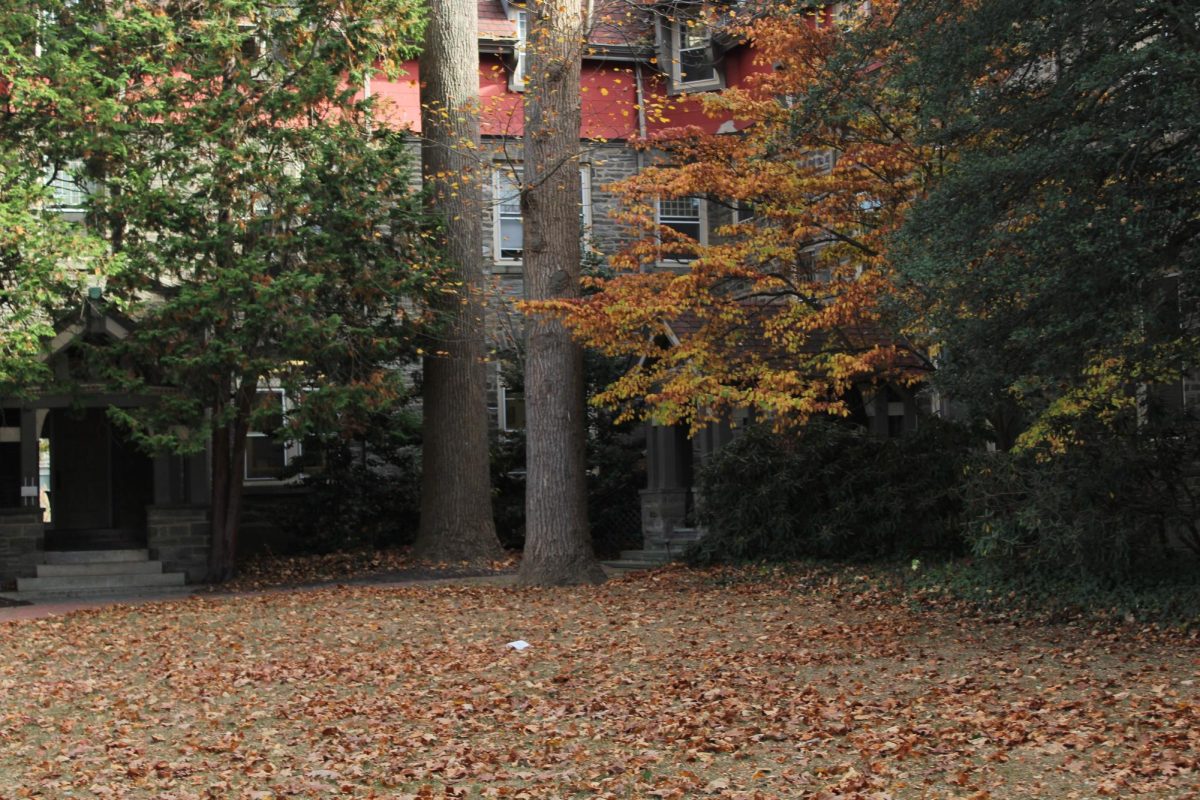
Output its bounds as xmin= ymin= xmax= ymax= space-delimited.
xmin=413 ymin=0 xmax=503 ymax=563
xmin=517 ymin=0 xmax=605 ymax=585
xmin=208 ymin=380 xmax=253 ymax=582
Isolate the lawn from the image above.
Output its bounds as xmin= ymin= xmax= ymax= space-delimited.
xmin=0 ymin=567 xmax=1197 ymax=799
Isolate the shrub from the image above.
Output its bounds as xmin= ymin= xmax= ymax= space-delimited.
xmin=962 ymin=421 xmax=1200 ymax=582
xmin=286 ymin=409 xmax=422 ymax=554
xmin=691 ymin=416 xmax=976 ymax=563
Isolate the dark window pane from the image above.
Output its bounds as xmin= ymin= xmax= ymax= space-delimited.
xmin=246 ymin=437 xmax=286 ymax=480
xmin=680 ymin=46 xmax=716 ymax=84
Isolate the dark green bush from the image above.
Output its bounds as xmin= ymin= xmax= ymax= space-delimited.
xmin=487 ymin=414 xmax=645 ymax=556
xmin=286 ymin=409 xmax=422 ymax=554
xmin=962 ymin=422 xmax=1200 ymax=582
xmin=691 ymin=416 xmax=976 ymax=563
xmin=490 ymin=429 xmax=527 ymax=550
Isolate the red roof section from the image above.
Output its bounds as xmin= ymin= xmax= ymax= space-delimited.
xmin=478 ymin=0 xmax=515 ymax=38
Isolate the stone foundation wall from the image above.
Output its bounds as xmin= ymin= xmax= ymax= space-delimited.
xmin=147 ymin=505 xmax=211 ymax=583
xmin=0 ymin=507 xmax=44 ymax=588
xmin=640 ymin=488 xmax=690 ymax=550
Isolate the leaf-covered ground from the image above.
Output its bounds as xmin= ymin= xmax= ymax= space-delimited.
xmin=199 ymin=549 xmax=519 ymax=594
xmin=0 ymin=567 xmax=1197 ymax=799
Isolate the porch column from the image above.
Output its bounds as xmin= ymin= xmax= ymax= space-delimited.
xmin=3 ymin=410 xmax=44 ymax=584
xmin=186 ymin=450 xmax=210 ymax=505
xmin=19 ymin=409 xmax=40 ymax=507
xmin=640 ymin=423 xmax=691 ymax=549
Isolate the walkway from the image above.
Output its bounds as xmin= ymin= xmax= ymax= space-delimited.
xmin=0 ymin=573 xmax=521 ymax=624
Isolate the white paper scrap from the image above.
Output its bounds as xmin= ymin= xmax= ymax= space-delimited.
xmin=506 ymin=640 xmax=531 ymax=651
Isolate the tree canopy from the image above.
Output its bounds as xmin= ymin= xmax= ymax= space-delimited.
xmin=550 ymin=0 xmax=1199 ymax=450
xmin=547 ymin=0 xmax=934 ymax=431
xmin=890 ymin=0 xmax=1200 ymax=449
xmin=2 ymin=0 xmax=435 ymax=578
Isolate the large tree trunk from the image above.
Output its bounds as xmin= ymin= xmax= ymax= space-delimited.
xmin=413 ymin=0 xmax=503 ymax=563
xmin=517 ymin=0 xmax=605 ymax=585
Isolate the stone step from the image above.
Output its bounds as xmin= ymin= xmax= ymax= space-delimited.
xmin=0 ymin=585 xmax=195 ymax=604
xmin=666 ymin=527 xmax=704 ymax=543
xmin=619 ymin=549 xmax=673 ymax=562
xmin=37 ymin=561 xmax=165 ymax=578
xmin=17 ymin=571 xmax=185 ymax=593
xmin=602 ymin=561 xmax=668 ymax=572
xmin=43 ymin=549 xmax=150 ymax=565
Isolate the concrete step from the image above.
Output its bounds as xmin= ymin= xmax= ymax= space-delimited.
xmin=603 ymin=560 xmax=668 ymax=572
xmin=43 ymin=549 xmax=150 ymax=565
xmin=666 ymin=527 xmax=704 ymax=543
xmin=17 ymin=571 xmax=185 ymax=593
xmin=619 ymin=549 xmax=672 ymax=562
xmin=37 ymin=561 xmax=164 ymax=578
xmin=0 ymin=585 xmax=195 ymax=603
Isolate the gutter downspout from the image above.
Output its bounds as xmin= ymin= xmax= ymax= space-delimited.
xmin=633 ymin=60 xmax=649 ymax=274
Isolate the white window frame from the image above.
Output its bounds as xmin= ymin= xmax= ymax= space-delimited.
xmin=656 ymin=196 xmax=707 ymax=264
xmin=492 ymin=163 xmax=593 ymax=265
xmin=667 ymin=14 xmax=723 ymax=93
xmin=44 ymin=162 xmax=87 ymax=215
xmin=244 ymin=388 xmax=304 ymax=482
xmin=733 ymin=200 xmax=756 ymax=225
xmin=510 ymin=10 xmax=529 ymax=91
xmin=497 ymin=382 xmax=526 ymax=432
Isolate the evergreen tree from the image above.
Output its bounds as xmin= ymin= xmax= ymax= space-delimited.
xmin=4 ymin=0 xmax=433 ymax=579
xmin=892 ymin=0 xmax=1200 ymax=448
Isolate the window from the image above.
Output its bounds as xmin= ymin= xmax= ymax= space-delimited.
xmin=661 ymin=11 xmax=723 ymax=93
xmin=657 ymin=196 xmax=706 ymax=262
xmin=510 ymin=10 xmax=529 ymax=91
xmin=733 ymin=201 xmax=756 ymax=225
xmin=498 ymin=383 xmax=526 ymax=432
xmin=496 ymin=168 xmax=524 ymax=261
xmin=244 ymin=390 xmax=309 ymax=481
xmin=44 ymin=163 xmax=87 ymax=215
xmin=835 ymin=1 xmax=873 ymax=30
xmin=237 ymin=22 xmax=272 ymax=80
xmin=678 ymin=21 xmax=717 ymax=85
xmin=493 ymin=164 xmax=592 ymax=264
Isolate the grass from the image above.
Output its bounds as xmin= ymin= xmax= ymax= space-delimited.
xmin=0 ymin=566 xmax=1197 ymax=798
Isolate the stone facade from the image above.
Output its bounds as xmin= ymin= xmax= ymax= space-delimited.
xmin=479 ymin=138 xmax=645 ymax=422
xmin=0 ymin=508 xmax=44 ymax=587
xmin=146 ymin=505 xmax=211 ymax=583
xmin=481 ymin=139 xmax=642 ymax=281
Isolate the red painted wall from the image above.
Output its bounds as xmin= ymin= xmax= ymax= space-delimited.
xmin=366 ymin=45 xmax=765 ymax=141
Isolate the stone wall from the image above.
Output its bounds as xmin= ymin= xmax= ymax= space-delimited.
xmin=0 ymin=507 xmax=44 ymax=588
xmin=481 ymin=138 xmax=641 ymax=279
xmin=146 ymin=505 xmax=211 ymax=583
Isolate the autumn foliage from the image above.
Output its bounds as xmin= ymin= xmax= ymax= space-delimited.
xmin=545 ymin=1 xmax=934 ymax=429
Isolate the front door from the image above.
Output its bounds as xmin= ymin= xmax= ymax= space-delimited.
xmin=49 ymin=408 xmax=113 ymax=530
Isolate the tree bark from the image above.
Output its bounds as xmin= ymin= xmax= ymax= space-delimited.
xmin=413 ymin=0 xmax=503 ymax=563
xmin=208 ymin=379 xmax=253 ymax=582
xmin=517 ymin=0 xmax=605 ymax=585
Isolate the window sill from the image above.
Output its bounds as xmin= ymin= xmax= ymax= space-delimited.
xmin=491 ymin=259 xmax=524 ymax=276
xmin=667 ymin=78 xmax=725 ymax=96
